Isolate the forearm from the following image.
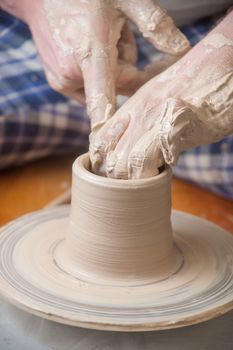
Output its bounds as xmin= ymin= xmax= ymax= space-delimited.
xmin=159 ymin=11 xmax=233 ymax=164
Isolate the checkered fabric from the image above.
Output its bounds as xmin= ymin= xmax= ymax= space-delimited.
xmin=0 ymin=10 xmax=90 ymax=168
xmin=0 ymin=10 xmax=232 ymax=199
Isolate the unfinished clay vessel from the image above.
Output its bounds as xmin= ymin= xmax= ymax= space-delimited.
xmin=56 ymin=154 xmax=182 ymax=285
xmin=0 ymin=153 xmax=233 ymax=331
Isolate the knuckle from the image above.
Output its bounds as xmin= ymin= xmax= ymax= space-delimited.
xmin=47 ymin=74 xmax=68 ymax=93
xmin=58 ymin=64 xmax=72 ymax=80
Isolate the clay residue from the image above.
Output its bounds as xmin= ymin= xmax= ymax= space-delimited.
xmin=159 ymin=71 xmax=233 ymax=166
xmin=203 ymin=33 xmax=233 ymax=49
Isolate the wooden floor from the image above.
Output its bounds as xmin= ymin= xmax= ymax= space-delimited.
xmin=0 ymin=154 xmax=232 ymax=233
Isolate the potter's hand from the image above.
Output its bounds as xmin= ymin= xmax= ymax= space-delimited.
xmin=1 ymin=0 xmax=189 ymax=129
xmin=91 ymin=11 xmax=233 ymax=178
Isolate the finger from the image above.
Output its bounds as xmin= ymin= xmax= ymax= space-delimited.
xmin=105 ymin=120 xmax=143 ymax=179
xmin=118 ymin=22 xmax=137 ymax=65
xmin=80 ymin=14 xmax=125 ymax=131
xmin=90 ymin=113 xmax=130 ymax=175
xmin=128 ymin=126 xmax=164 ymax=179
xmin=106 ymin=144 xmax=130 ymax=179
xmin=81 ymin=53 xmax=116 ymax=131
xmin=119 ymin=0 xmax=190 ymax=55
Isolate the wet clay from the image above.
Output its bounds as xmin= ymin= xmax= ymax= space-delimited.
xmin=55 ymin=154 xmax=182 ymax=285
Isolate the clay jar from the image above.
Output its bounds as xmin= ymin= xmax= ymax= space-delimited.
xmin=55 ymin=153 xmax=182 ymax=286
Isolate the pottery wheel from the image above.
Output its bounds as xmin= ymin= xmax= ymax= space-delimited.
xmin=0 ymin=206 xmax=233 ymax=332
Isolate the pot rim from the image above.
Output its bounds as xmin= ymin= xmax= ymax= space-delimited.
xmin=72 ymin=153 xmax=172 ymax=189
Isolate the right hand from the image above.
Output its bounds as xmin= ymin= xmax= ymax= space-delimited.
xmin=90 ymin=10 xmax=233 ymax=179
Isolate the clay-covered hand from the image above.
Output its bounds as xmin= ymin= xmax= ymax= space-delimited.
xmin=0 ymin=0 xmax=189 ymax=129
xmin=91 ymin=11 xmax=233 ymax=179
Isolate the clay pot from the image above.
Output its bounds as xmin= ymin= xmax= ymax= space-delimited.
xmin=0 ymin=153 xmax=233 ymax=330
xmin=56 ymin=153 xmax=182 ymax=285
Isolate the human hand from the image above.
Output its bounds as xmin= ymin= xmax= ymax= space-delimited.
xmin=91 ymin=11 xmax=233 ymax=178
xmin=1 ymin=0 xmax=189 ymax=130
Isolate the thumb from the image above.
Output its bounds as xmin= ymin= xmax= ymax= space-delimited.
xmin=119 ymin=0 xmax=190 ymax=56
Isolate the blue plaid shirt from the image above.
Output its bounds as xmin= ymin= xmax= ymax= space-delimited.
xmin=0 ymin=10 xmax=232 ymax=200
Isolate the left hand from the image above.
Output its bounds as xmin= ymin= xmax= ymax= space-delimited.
xmin=0 ymin=0 xmax=190 ymax=130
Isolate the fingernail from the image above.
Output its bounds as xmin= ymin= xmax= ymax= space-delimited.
xmin=172 ymin=30 xmax=190 ymax=54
